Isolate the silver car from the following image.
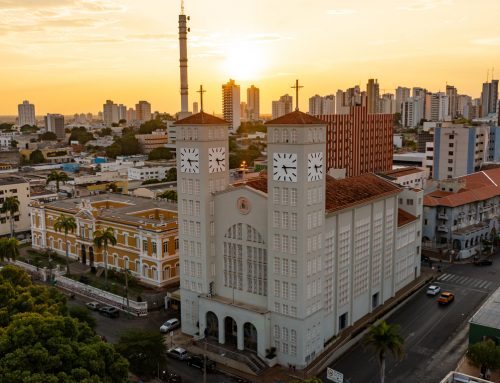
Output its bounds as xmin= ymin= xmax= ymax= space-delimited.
xmin=426 ymin=285 xmax=441 ymax=296
xmin=167 ymin=347 xmax=188 ymax=360
xmin=160 ymin=318 xmax=180 ymax=333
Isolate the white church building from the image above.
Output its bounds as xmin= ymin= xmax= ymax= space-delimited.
xmin=176 ymin=109 xmax=422 ymax=368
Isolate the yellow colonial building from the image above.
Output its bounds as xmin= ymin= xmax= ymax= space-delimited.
xmin=30 ymin=194 xmax=179 ymax=287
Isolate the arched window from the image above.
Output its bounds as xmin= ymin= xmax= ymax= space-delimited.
xmin=163 ymin=266 xmax=171 ymax=279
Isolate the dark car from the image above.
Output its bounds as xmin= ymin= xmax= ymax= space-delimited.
xmin=186 ymin=354 xmax=216 ymax=372
xmin=474 ymin=259 xmax=493 ymax=266
xmin=98 ymin=306 xmax=120 ymax=318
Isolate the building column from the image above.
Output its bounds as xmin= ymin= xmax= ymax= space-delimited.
xmin=218 ymin=315 xmax=225 ymax=345
xmin=237 ymin=322 xmax=244 ymax=351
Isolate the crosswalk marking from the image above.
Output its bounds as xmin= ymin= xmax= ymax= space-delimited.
xmin=434 ymin=272 xmax=495 ymax=291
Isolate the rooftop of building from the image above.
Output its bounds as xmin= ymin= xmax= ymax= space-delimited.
xmin=231 ymin=173 xmax=401 ymax=213
xmin=265 ymin=110 xmax=326 ymax=126
xmin=175 ymin=111 xmax=229 ymax=125
xmin=39 ymin=193 xmax=178 ymax=228
xmin=469 ymin=286 xmax=500 ymax=330
xmin=0 ymin=176 xmax=28 ymax=186
xmin=397 ymin=208 xmax=418 ymax=227
xmin=424 ymin=168 xmax=500 ymax=208
xmin=381 ymin=167 xmax=426 ymax=178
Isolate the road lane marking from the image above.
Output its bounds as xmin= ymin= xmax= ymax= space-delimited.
xmin=439 ymin=273 xmax=452 ymax=281
xmin=477 ymin=281 xmax=488 ymax=288
xmin=483 ymin=281 xmax=492 ymax=289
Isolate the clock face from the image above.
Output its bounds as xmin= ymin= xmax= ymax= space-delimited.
xmin=307 ymin=152 xmax=324 ymax=181
xmin=208 ymin=147 xmax=226 ymax=173
xmin=273 ymin=152 xmax=298 ymax=182
xmin=180 ymin=148 xmax=200 ymax=173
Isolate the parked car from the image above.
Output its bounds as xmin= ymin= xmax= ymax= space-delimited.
xmin=474 ymin=259 xmax=493 ymax=266
xmin=160 ymin=318 xmax=180 ymax=333
xmin=426 ymin=285 xmax=441 ymax=296
xmin=98 ymin=306 xmax=120 ymax=318
xmin=166 ymin=347 xmax=188 ymax=360
xmin=160 ymin=369 xmax=182 ymax=383
xmin=186 ymin=354 xmax=217 ymax=372
xmin=437 ymin=291 xmax=455 ymax=305
xmin=86 ymin=301 xmax=101 ymax=311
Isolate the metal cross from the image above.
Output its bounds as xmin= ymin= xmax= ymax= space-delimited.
xmin=197 ymin=85 xmax=206 ymax=112
xmin=291 ymin=79 xmax=303 ymax=111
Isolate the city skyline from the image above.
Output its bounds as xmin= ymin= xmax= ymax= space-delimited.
xmin=1 ymin=0 xmax=500 ymax=115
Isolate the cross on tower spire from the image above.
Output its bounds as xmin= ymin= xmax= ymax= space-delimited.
xmin=181 ymin=0 xmax=185 ymax=15
xmin=291 ymin=79 xmax=303 ymax=111
xmin=197 ymin=85 xmax=206 ymax=112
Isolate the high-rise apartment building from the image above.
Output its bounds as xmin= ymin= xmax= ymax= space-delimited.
xmin=193 ymin=102 xmax=199 ymax=114
xmin=103 ymin=100 xmax=119 ymax=126
xmin=425 ymin=122 xmax=490 ymax=179
xmin=446 ymin=85 xmax=459 ymax=119
xmin=336 ymin=86 xmax=363 ymax=114
xmin=429 ymin=92 xmax=450 ymax=122
xmin=395 ymin=87 xmax=411 ymax=114
xmin=457 ymin=95 xmax=473 ymax=119
xmin=222 ymin=79 xmax=241 ymax=132
xmin=366 ymin=78 xmax=380 ymax=114
xmin=246 ymin=85 xmax=260 ymax=121
xmin=118 ymin=104 xmax=127 ymax=122
xmin=44 ymin=114 xmax=65 ymax=139
xmin=319 ymin=105 xmax=393 ymax=177
xmin=481 ymin=79 xmax=499 ymax=117
xmin=272 ymin=94 xmax=293 ymax=119
xmin=18 ymin=100 xmax=36 ymax=127
xmin=240 ymin=102 xmax=247 ymax=122
xmin=136 ymin=101 xmax=152 ymax=122
xmin=126 ymin=108 xmax=136 ymax=123
xmin=380 ymin=93 xmax=396 ymax=114
xmin=309 ymin=95 xmax=335 ymax=115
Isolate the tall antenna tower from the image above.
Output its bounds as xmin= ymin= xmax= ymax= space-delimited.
xmin=178 ymin=0 xmax=190 ymax=118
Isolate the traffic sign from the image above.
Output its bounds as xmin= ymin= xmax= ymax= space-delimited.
xmin=327 ymin=367 xmax=344 ymax=383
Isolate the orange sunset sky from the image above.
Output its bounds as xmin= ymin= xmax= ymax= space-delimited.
xmin=1 ymin=0 xmax=499 ymax=116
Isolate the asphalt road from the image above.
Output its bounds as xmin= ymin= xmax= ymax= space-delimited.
xmin=321 ymin=261 xmax=499 ymax=383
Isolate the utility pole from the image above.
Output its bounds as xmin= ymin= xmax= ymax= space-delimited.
xmin=203 ymin=338 xmax=207 ymax=383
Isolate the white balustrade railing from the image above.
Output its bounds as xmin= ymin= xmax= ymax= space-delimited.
xmin=54 ymin=275 xmax=148 ymax=317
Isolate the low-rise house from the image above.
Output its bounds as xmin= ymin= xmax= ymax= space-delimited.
xmin=423 ymin=168 xmax=500 ymax=259
xmin=380 ymin=167 xmax=428 ymax=189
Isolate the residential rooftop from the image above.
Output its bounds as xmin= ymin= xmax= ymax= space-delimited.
xmin=469 ymin=286 xmax=500 ymax=330
xmin=381 ymin=167 xmax=426 ymax=178
xmin=0 ymin=176 xmax=28 ymax=186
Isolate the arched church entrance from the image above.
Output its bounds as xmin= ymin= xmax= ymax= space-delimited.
xmin=205 ymin=311 xmax=219 ymax=339
xmin=224 ymin=316 xmax=237 ymax=347
xmin=243 ymin=322 xmax=257 ymax=352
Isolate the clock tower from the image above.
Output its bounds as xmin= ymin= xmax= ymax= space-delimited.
xmin=266 ymin=110 xmax=327 ymax=364
xmin=175 ymin=111 xmax=230 ymax=335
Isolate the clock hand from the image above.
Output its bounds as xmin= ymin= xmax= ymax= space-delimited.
xmin=282 ymin=165 xmax=288 ymax=174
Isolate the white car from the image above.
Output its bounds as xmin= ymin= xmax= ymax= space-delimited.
xmin=166 ymin=347 xmax=188 ymax=360
xmin=160 ymin=318 xmax=180 ymax=333
xmin=86 ymin=301 xmax=101 ymax=311
xmin=427 ymin=285 xmax=441 ymax=296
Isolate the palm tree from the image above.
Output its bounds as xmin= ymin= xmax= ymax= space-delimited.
xmin=54 ymin=214 xmax=77 ymax=275
xmin=365 ymin=320 xmax=405 ymax=383
xmin=46 ymin=170 xmax=70 ymax=192
xmin=93 ymin=227 xmax=117 ymax=289
xmin=1 ymin=196 xmax=20 ymax=238
xmin=0 ymin=237 xmax=20 ymax=262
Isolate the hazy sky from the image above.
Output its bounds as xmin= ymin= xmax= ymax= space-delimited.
xmin=1 ymin=0 xmax=500 ymax=115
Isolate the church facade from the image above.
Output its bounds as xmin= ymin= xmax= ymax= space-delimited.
xmin=176 ymin=110 xmax=422 ymax=368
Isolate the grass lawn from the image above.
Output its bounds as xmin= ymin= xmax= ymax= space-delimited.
xmin=68 ymin=270 xmax=146 ymax=301
xmin=18 ymin=249 xmax=71 ymax=269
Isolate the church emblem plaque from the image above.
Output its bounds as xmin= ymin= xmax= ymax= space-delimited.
xmin=236 ymin=197 xmax=251 ymax=215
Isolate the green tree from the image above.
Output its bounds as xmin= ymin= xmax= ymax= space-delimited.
xmin=0 ymin=312 xmax=128 ymax=382
xmin=116 ymin=329 xmax=166 ymax=378
xmin=165 ymin=167 xmax=177 ymax=182
xmin=159 ymin=190 xmax=177 ymax=202
xmin=46 ymin=170 xmax=70 ymax=192
xmin=10 ymin=139 xmax=18 ymax=148
xmin=69 ymin=126 xmax=94 ymax=145
xmin=54 ymin=214 xmax=77 ymax=275
xmin=365 ymin=320 xmax=405 ymax=383
xmin=20 ymin=124 xmax=39 ymax=133
xmin=68 ymin=305 xmax=97 ymax=330
xmin=119 ymin=134 xmax=141 ymax=155
xmin=119 ymin=119 xmax=127 ymax=124
xmin=29 ymin=149 xmax=45 ymax=164
xmin=99 ymin=127 xmax=113 ymax=137
xmin=0 ymin=238 xmax=20 ymax=262
xmin=148 ymin=147 xmax=173 ymax=160
xmin=39 ymin=131 xmax=58 ymax=141
xmin=0 ymin=123 xmax=14 ymax=131
xmin=105 ymin=142 xmax=122 ymax=159
xmin=467 ymin=339 xmax=500 ymax=376
xmin=141 ymin=178 xmax=161 ymax=185
xmin=93 ymin=227 xmax=117 ymax=289
xmin=138 ymin=118 xmax=167 ymax=134
xmin=1 ymin=196 xmax=20 ymax=238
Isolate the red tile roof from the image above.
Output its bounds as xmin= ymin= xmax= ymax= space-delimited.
xmin=424 ymin=168 xmax=500 ymax=207
xmin=324 ymin=174 xmax=401 ymax=213
xmin=175 ymin=111 xmax=229 ymax=125
xmin=266 ymin=110 xmax=326 ymax=125
xmin=233 ymin=173 xmax=401 ymax=213
xmin=397 ymin=209 xmax=418 ymax=227
xmin=381 ymin=167 xmax=425 ymax=178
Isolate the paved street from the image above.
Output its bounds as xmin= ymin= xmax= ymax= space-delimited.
xmin=321 ymin=261 xmax=499 ymax=383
